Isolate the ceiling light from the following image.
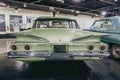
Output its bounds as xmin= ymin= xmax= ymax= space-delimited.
xmin=23 ymin=3 xmax=26 ymax=7
xmin=49 ymin=7 xmax=54 ymax=10
xmin=95 ymin=14 xmax=99 ymax=16
xmin=114 ymin=0 xmax=118 ymax=2
xmin=56 ymin=11 xmax=59 ymax=14
xmin=31 ymin=0 xmax=42 ymax=4
xmin=71 ymin=10 xmax=74 ymax=12
xmin=72 ymin=0 xmax=84 ymax=3
xmin=56 ymin=0 xmax=64 ymax=3
xmin=76 ymin=11 xmax=80 ymax=14
xmin=101 ymin=11 xmax=107 ymax=16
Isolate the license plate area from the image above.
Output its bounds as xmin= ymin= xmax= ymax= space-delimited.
xmin=54 ymin=45 xmax=67 ymax=53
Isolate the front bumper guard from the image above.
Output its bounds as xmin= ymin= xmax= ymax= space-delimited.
xmin=7 ymin=51 xmax=110 ymax=60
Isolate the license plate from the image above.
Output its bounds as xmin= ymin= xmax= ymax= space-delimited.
xmin=54 ymin=45 xmax=66 ymax=53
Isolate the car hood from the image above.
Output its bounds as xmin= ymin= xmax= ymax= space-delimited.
xmin=11 ymin=28 xmax=101 ymax=44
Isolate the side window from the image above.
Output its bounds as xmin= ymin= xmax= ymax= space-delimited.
xmin=72 ymin=21 xmax=76 ymax=29
xmin=62 ymin=21 xmax=69 ymax=28
xmin=40 ymin=21 xmax=48 ymax=28
xmin=91 ymin=19 xmax=113 ymax=30
xmin=102 ymin=19 xmax=113 ymax=29
xmin=69 ymin=21 xmax=78 ymax=29
xmin=36 ymin=21 xmax=40 ymax=28
xmin=91 ymin=20 xmax=105 ymax=29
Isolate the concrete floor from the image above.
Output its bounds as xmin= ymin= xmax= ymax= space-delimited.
xmin=0 ymin=39 xmax=120 ymax=80
xmin=0 ymin=55 xmax=91 ymax=80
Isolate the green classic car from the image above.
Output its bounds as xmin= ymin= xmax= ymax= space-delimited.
xmin=7 ymin=17 xmax=109 ymax=62
xmin=87 ymin=16 xmax=120 ymax=59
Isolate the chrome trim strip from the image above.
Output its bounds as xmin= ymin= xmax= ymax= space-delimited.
xmin=7 ymin=51 xmax=109 ymax=58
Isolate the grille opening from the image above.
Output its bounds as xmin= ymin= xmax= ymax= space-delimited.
xmin=54 ymin=45 xmax=66 ymax=53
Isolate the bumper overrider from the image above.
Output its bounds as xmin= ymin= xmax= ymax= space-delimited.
xmin=7 ymin=51 xmax=110 ymax=60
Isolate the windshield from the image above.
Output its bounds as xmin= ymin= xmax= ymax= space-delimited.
xmin=91 ymin=19 xmax=114 ymax=30
xmin=33 ymin=19 xmax=79 ymax=29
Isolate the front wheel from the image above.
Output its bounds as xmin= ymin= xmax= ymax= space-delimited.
xmin=111 ymin=45 xmax=120 ymax=58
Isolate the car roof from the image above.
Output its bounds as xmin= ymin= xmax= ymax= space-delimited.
xmin=106 ymin=16 xmax=120 ymax=20
xmin=96 ymin=16 xmax=120 ymax=28
xmin=36 ymin=16 xmax=75 ymax=21
xmin=106 ymin=16 xmax=120 ymax=28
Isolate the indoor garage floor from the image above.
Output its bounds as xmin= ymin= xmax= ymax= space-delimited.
xmin=0 ymin=39 xmax=120 ymax=80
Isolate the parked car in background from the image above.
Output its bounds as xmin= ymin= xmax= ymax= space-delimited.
xmin=7 ymin=17 xmax=109 ymax=62
xmin=88 ymin=16 xmax=120 ymax=59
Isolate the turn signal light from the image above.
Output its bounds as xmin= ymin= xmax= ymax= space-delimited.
xmin=11 ymin=45 xmax=17 ymax=50
xmin=25 ymin=45 xmax=30 ymax=50
xmin=88 ymin=45 xmax=94 ymax=50
xmin=99 ymin=46 xmax=106 ymax=50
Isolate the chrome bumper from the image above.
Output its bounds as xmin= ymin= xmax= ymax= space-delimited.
xmin=7 ymin=51 xmax=110 ymax=60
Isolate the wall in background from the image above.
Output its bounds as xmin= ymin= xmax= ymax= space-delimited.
xmin=0 ymin=14 xmax=6 ymax=32
xmin=0 ymin=6 xmax=101 ymax=32
xmin=56 ymin=14 xmax=101 ymax=29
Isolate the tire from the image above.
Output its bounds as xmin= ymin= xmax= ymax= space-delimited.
xmin=111 ymin=45 xmax=120 ymax=59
